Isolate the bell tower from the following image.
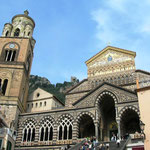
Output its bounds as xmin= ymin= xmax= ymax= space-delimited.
xmin=0 ymin=11 xmax=36 ymax=129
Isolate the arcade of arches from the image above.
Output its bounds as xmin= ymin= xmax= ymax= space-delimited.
xmin=19 ymin=90 xmax=141 ymax=145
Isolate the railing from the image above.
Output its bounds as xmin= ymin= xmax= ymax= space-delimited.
xmin=68 ymin=139 xmax=86 ymax=150
xmin=120 ymin=136 xmax=131 ymax=150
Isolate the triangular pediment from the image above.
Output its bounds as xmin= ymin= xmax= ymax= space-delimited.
xmin=85 ymin=46 xmax=136 ymax=67
xmin=73 ymin=82 xmax=138 ymax=108
xmin=28 ymin=87 xmax=53 ymax=101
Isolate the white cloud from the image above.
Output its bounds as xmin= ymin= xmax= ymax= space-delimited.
xmin=91 ymin=0 xmax=150 ymax=48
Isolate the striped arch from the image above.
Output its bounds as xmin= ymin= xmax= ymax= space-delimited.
xmin=76 ymin=111 xmax=95 ymax=138
xmin=118 ymin=105 xmax=140 ymax=119
xmin=118 ymin=105 xmax=141 ymax=135
xmin=76 ymin=111 xmax=95 ymax=123
xmin=95 ymin=90 xmax=118 ymax=107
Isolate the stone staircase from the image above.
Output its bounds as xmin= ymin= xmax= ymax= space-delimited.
xmin=69 ymin=139 xmax=127 ymax=150
xmin=109 ymin=140 xmax=126 ymax=150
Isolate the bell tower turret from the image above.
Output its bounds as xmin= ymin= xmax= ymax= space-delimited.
xmin=0 ymin=11 xmax=36 ymax=129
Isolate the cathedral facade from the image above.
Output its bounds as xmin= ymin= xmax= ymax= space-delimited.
xmin=0 ymin=12 xmax=149 ymax=150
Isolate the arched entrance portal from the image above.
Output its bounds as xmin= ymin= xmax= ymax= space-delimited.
xmin=78 ymin=114 xmax=95 ymax=138
xmin=98 ymin=93 xmax=117 ymax=141
xmin=120 ymin=109 xmax=140 ymax=137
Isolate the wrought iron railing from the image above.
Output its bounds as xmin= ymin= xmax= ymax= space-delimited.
xmin=120 ymin=136 xmax=131 ymax=150
xmin=68 ymin=139 xmax=86 ymax=150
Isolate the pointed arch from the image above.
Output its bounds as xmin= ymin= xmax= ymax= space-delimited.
xmin=57 ymin=114 xmax=74 ymax=140
xmin=95 ymin=90 xmax=118 ymax=141
xmin=76 ymin=111 xmax=95 ymax=123
xmin=118 ymin=105 xmax=140 ymax=118
xmin=76 ymin=112 xmax=95 ymax=138
xmin=14 ymin=28 xmax=20 ymax=37
xmin=95 ymin=90 xmax=118 ymax=107
xmin=118 ymin=105 xmax=140 ymax=135
xmin=22 ymin=118 xmax=37 ymax=142
xmin=39 ymin=116 xmax=55 ymax=141
xmin=5 ymin=31 xmax=9 ymax=37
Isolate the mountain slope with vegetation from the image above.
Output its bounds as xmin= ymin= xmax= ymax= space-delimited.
xmin=29 ymin=75 xmax=79 ymax=103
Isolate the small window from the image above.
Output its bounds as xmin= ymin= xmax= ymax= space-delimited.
xmin=40 ymin=102 xmax=42 ymax=107
xmin=28 ymin=32 xmax=30 ymax=36
xmin=5 ymin=31 xmax=9 ymax=37
xmin=27 ymin=104 xmax=29 ymax=108
xmin=32 ymin=103 xmax=33 ymax=108
xmin=2 ymin=79 xmax=8 ymax=95
xmin=44 ymin=101 xmax=46 ymax=106
xmin=14 ymin=28 xmax=20 ymax=37
xmin=37 ymin=93 xmax=40 ymax=97
xmin=36 ymin=103 xmax=38 ymax=107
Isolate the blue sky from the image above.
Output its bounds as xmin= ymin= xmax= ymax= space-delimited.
xmin=0 ymin=0 xmax=150 ymax=84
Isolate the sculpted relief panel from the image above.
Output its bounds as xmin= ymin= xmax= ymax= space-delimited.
xmin=0 ymin=70 xmax=12 ymax=79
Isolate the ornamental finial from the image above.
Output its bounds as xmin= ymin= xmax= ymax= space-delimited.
xmin=24 ymin=10 xmax=29 ymax=16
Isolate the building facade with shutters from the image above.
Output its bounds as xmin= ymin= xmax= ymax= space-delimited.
xmin=0 ymin=11 xmax=149 ymax=150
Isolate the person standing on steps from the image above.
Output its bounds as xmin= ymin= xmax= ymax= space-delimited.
xmin=116 ymin=137 xmax=121 ymax=148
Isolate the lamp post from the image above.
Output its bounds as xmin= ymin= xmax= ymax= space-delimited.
xmin=140 ymin=121 xmax=146 ymax=140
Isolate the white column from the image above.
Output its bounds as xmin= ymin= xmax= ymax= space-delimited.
xmin=5 ymin=50 xmax=9 ymax=61
xmin=62 ymin=127 xmax=64 ymax=140
xmin=30 ymin=128 xmax=33 ymax=142
xmin=10 ymin=51 xmax=13 ymax=61
xmin=39 ymin=129 xmax=41 ymax=141
xmin=26 ymin=128 xmax=28 ymax=142
xmin=95 ymin=123 xmax=99 ymax=140
xmin=117 ymin=120 xmax=121 ymax=139
xmin=67 ymin=126 xmax=69 ymax=140
xmin=48 ymin=127 xmax=50 ymax=141
xmin=43 ymin=127 xmax=46 ymax=141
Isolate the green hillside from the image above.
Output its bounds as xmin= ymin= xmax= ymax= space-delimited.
xmin=29 ymin=75 xmax=79 ymax=103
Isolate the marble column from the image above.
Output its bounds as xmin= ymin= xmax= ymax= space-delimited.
xmin=117 ymin=120 xmax=121 ymax=139
xmin=100 ymin=128 xmax=103 ymax=141
xmin=95 ymin=123 xmax=99 ymax=140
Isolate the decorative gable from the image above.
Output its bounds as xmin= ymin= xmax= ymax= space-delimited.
xmin=86 ymin=46 xmax=136 ymax=78
xmin=73 ymin=82 xmax=138 ymax=108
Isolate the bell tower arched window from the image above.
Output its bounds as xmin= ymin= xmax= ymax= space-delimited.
xmin=4 ymin=50 xmax=16 ymax=61
xmin=28 ymin=32 xmax=30 ymax=36
xmin=5 ymin=31 xmax=9 ymax=37
xmin=14 ymin=28 xmax=20 ymax=37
